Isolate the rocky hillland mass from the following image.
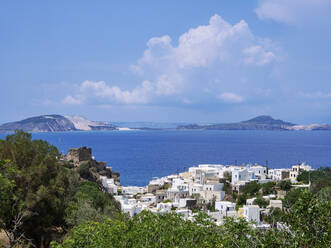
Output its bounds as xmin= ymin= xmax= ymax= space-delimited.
xmin=0 ymin=115 xmax=330 ymax=133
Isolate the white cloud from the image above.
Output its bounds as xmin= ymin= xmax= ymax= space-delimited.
xmin=135 ymin=15 xmax=276 ymax=71
xmin=242 ymin=45 xmax=275 ymax=66
xmin=218 ymin=92 xmax=244 ymax=103
xmin=62 ymin=14 xmax=279 ymax=107
xmin=62 ymin=95 xmax=83 ymax=105
xmin=256 ymin=0 xmax=331 ymax=25
xmin=132 ymin=14 xmax=278 ymax=100
xmin=62 ymin=80 xmax=155 ymax=105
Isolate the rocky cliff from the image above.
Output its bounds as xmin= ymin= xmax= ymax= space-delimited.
xmin=0 ymin=115 xmax=117 ymax=133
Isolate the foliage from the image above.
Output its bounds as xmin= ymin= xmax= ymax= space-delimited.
xmin=283 ymin=188 xmax=304 ymax=208
xmin=77 ymin=163 xmax=92 ymax=180
xmin=53 ymin=201 xmax=331 ymax=248
xmin=277 ymin=180 xmax=291 ymax=191
xmin=282 ymin=190 xmax=331 ymax=247
xmin=253 ymin=197 xmax=269 ymax=208
xmin=317 ymin=186 xmax=331 ymax=201
xmin=241 ymin=181 xmax=260 ymax=196
xmin=223 ymin=171 xmax=232 ymax=182
xmin=262 ymin=207 xmax=284 ymax=227
xmin=261 ymin=181 xmax=276 ymax=195
xmin=236 ymin=194 xmax=247 ymax=206
xmin=0 ymin=131 xmax=121 ymax=247
xmin=219 ymin=178 xmax=232 ymax=195
xmin=297 ymin=167 xmax=331 ymax=193
xmin=64 ymin=181 xmax=121 ymax=227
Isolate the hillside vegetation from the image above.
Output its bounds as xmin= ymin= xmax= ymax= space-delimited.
xmin=0 ymin=131 xmax=330 ymax=248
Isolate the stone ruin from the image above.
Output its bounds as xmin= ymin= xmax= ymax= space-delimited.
xmin=65 ymin=146 xmax=120 ymax=185
xmin=67 ymin=146 xmax=92 ymax=166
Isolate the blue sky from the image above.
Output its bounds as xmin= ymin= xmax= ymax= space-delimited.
xmin=1 ymin=0 xmax=331 ymax=124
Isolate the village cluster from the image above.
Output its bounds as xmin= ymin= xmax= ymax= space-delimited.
xmin=100 ymin=162 xmax=312 ymax=228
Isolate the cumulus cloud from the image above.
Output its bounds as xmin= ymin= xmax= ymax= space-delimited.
xmin=218 ymin=92 xmax=244 ymax=103
xmin=255 ymin=0 xmax=331 ymax=25
xmin=130 ymin=14 xmax=278 ymax=103
xmin=63 ymin=14 xmax=279 ymax=107
xmin=62 ymin=95 xmax=83 ymax=105
xmin=62 ymin=80 xmax=154 ymax=105
xmin=134 ymin=15 xmax=277 ymax=71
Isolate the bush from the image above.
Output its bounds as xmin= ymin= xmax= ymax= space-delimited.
xmin=253 ymin=197 xmax=269 ymax=208
xmin=78 ymin=163 xmax=93 ymax=180
xmin=277 ymin=180 xmax=291 ymax=191
xmin=241 ymin=181 xmax=260 ymax=196
xmin=261 ymin=182 xmax=276 ymax=195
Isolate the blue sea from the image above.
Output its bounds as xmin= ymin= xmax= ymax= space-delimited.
xmin=1 ymin=130 xmax=331 ymax=186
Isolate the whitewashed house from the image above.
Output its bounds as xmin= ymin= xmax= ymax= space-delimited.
xmin=268 ymin=169 xmax=290 ymax=181
xmin=243 ymin=205 xmax=260 ymax=223
xmin=122 ymin=186 xmax=146 ymax=195
xmin=248 ymin=165 xmax=267 ymax=180
xmin=290 ymin=163 xmax=312 ymax=182
xmin=100 ymin=176 xmax=118 ymax=195
xmin=232 ymin=168 xmax=254 ymax=184
xmin=215 ymin=201 xmax=236 ymax=215
xmin=268 ymin=200 xmax=282 ymax=209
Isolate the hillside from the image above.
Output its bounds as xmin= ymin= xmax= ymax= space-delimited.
xmin=177 ymin=115 xmax=296 ymax=130
xmin=0 ymin=115 xmax=117 ymax=133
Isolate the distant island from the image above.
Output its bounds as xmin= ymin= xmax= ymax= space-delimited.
xmin=177 ymin=115 xmax=331 ymax=131
xmin=1 ymin=114 xmax=330 ymax=133
xmin=0 ymin=115 xmax=117 ymax=133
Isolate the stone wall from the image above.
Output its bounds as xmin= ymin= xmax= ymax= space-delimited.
xmin=67 ymin=147 xmax=92 ymax=165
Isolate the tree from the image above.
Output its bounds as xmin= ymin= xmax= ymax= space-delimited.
xmin=0 ymin=160 xmax=32 ymax=247
xmin=317 ymin=186 xmax=331 ymax=201
xmin=253 ymin=197 xmax=269 ymax=208
xmin=297 ymin=167 xmax=331 ymax=193
xmin=283 ymin=190 xmax=331 ymax=247
xmin=236 ymin=194 xmax=247 ymax=206
xmin=0 ymin=131 xmax=77 ymax=247
xmin=277 ymin=180 xmax=291 ymax=191
xmin=283 ymin=188 xmax=303 ymax=208
xmin=261 ymin=182 xmax=276 ymax=195
xmin=241 ymin=181 xmax=260 ymax=196
xmin=262 ymin=207 xmax=284 ymax=228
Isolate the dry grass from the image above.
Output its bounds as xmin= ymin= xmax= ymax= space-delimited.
xmin=0 ymin=229 xmax=9 ymax=247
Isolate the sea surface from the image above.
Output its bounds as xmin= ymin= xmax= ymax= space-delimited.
xmin=1 ymin=130 xmax=331 ymax=186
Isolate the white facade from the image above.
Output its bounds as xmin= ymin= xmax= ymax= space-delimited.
xmin=246 ymin=198 xmax=256 ymax=205
xmin=243 ymin=205 xmax=260 ymax=223
xmin=290 ymin=163 xmax=312 ymax=182
xmin=100 ymin=176 xmax=118 ymax=194
xmin=122 ymin=186 xmax=146 ymax=195
xmin=268 ymin=169 xmax=290 ymax=181
xmin=268 ymin=200 xmax=282 ymax=209
xmin=248 ymin=165 xmax=267 ymax=180
xmin=232 ymin=168 xmax=253 ymax=184
xmin=215 ymin=201 xmax=236 ymax=215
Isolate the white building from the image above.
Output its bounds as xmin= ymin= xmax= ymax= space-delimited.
xmin=140 ymin=193 xmax=156 ymax=205
xmin=243 ymin=205 xmax=260 ymax=223
xmin=215 ymin=201 xmax=236 ymax=215
xmin=122 ymin=186 xmax=146 ymax=195
xmin=268 ymin=200 xmax=282 ymax=209
xmin=167 ymin=178 xmax=189 ymax=203
xmin=100 ymin=176 xmax=118 ymax=194
xmin=232 ymin=168 xmax=254 ymax=184
xmin=246 ymin=198 xmax=256 ymax=205
xmin=268 ymin=169 xmax=290 ymax=181
xmin=290 ymin=163 xmax=312 ymax=182
xmin=248 ymin=165 xmax=267 ymax=180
